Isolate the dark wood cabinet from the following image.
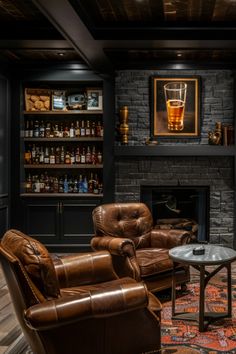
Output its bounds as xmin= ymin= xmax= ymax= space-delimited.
xmin=22 ymin=196 xmax=102 ymax=251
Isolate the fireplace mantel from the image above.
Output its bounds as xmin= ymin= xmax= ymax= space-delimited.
xmin=114 ymin=145 xmax=235 ymax=157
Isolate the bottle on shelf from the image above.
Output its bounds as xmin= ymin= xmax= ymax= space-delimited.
xmin=24 ymin=120 xmax=29 ymax=138
xmin=60 ymin=146 xmax=65 ymax=164
xmin=80 ymin=120 xmax=85 ymax=136
xmin=75 ymin=147 xmax=80 ymax=164
xmin=44 ymin=147 xmax=50 ymax=164
xmin=39 ymin=121 xmax=45 ymax=137
xmin=70 ymin=122 xmax=75 ymax=138
xmin=29 ymin=120 xmax=34 ymax=138
xmin=45 ymin=122 xmax=51 ymax=138
xmin=85 ymin=120 xmax=90 ymax=137
xmin=80 ymin=147 xmax=86 ymax=163
xmin=33 ymin=120 xmax=40 ymax=138
xmin=91 ymin=122 xmax=95 ymax=137
xmin=75 ymin=121 xmax=80 ymax=137
xmin=85 ymin=146 xmax=91 ymax=164
xmin=65 ymin=151 xmax=71 ymax=164
xmin=49 ymin=147 xmax=56 ymax=164
xmin=63 ymin=175 xmax=69 ymax=193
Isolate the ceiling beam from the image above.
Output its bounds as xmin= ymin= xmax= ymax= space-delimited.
xmin=0 ymin=40 xmax=72 ymax=49
xmin=32 ymin=0 xmax=114 ymax=76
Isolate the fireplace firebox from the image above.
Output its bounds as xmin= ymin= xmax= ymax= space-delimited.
xmin=140 ymin=185 xmax=210 ymax=242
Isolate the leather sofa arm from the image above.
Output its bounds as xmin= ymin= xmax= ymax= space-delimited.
xmin=24 ymin=282 xmax=151 ymax=330
xmin=91 ymin=236 xmax=136 ymax=257
xmin=53 ymin=251 xmax=118 ymax=288
xmin=150 ymin=229 xmax=192 ymax=249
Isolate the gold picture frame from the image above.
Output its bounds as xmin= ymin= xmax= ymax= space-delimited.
xmin=150 ymin=76 xmax=200 ymax=138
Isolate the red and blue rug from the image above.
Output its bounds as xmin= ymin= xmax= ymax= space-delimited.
xmin=160 ymin=281 xmax=236 ymax=353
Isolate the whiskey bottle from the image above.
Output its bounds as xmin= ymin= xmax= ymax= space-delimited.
xmin=31 ymin=144 xmax=36 ymax=164
xmin=85 ymin=146 xmax=91 ymax=164
xmin=25 ymin=174 xmax=32 ymax=193
xmin=75 ymin=147 xmax=81 ymax=164
xmin=91 ymin=122 xmax=95 ymax=137
xmin=97 ymin=150 xmax=103 ymax=164
xmin=39 ymin=146 xmax=44 ymax=164
xmin=91 ymin=145 xmax=97 ymax=164
xmin=65 ymin=151 xmax=71 ymax=164
xmin=49 ymin=147 xmax=56 ymax=164
xmin=55 ymin=147 xmax=60 ymax=164
xmin=45 ymin=123 xmax=51 ymax=138
xmin=80 ymin=120 xmax=85 ymax=136
xmin=75 ymin=121 xmax=80 ymax=137
xmin=70 ymin=149 xmax=75 ymax=164
xmin=96 ymin=121 xmax=101 ymax=137
xmin=39 ymin=121 xmax=45 ymax=137
xmin=24 ymin=149 xmax=32 ymax=164
xmin=44 ymin=147 xmax=50 ymax=164
xmin=69 ymin=122 xmax=75 ymax=138
xmin=54 ymin=124 xmax=59 ymax=138
xmin=60 ymin=146 xmax=65 ymax=164
xmin=59 ymin=177 xmax=64 ymax=193
xmin=33 ymin=120 xmax=40 ymax=138
xmin=24 ymin=120 xmax=29 ymax=138
xmin=29 ymin=120 xmax=34 ymax=138
xmin=78 ymin=175 xmax=83 ymax=193
xmin=88 ymin=173 xmax=94 ymax=193
xmin=80 ymin=147 xmax=86 ymax=164
xmin=64 ymin=125 xmax=70 ymax=138
xmin=85 ymin=120 xmax=90 ymax=137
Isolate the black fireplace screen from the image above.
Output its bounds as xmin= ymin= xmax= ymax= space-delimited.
xmin=140 ymin=185 xmax=210 ymax=242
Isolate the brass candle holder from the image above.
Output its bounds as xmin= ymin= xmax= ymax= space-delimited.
xmin=119 ymin=106 xmax=129 ymax=144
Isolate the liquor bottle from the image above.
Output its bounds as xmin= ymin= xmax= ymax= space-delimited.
xmin=91 ymin=122 xmax=95 ymax=137
xmin=24 ymin=149 xmax=32 ymax=164
xmin=85 ymin=120 xmax=90 ymax=137
xmin=60 ymin=146 xmax=65 ymax=164
xmin=72 ymin=178 xmax=78 ymax=193
xmin=64 ymin=125 xmax=70 ymax=138
xmin=39 ymin=174 xmax=45 ymax=193
xmin=68 ymin=178 xmax=73 ymax=193
xmin=54 ymin=124 xmax=59 ymax=138
xmin=70 ymin=149 xmax=75 ymax=164
xmin=63 ymin=175 xmax=69 ymax=193
xmin=96 ymin=121 xmax=102 ymax=137
xmin=55 ymin=146 xmax=60 ymax=164
xmin=65 ymin=151 xmax=71 ymax=164
xmin=59 ymin=177 xmax=64 ymax=193
xmin=34 ymin=175 xmax=41 ymax=193
xmin=39 ymin=121 xmax=45 ymax=137
xmin=69 ymin=122 xmax=75 ymax=138
xmin=80 ymin=120 xmax=85 ymax=136
xmin=35 ymin=146 xmax=40 ymax=164
xmin=97 ymin=150 xmax=103 ymax=164
xmin=49 ymin=147 xmax=56 ymax=164
xmin=24 ymin=120 xmax=29 ymax=138
xmin=53 ymin=177 xmax=59 ymax=193
xmin=45 ymin=122 xmax=51 ymax=138
xmin=44 ymin=147 xmax=50 ymax=164
xmin=93 ymin=173 xmax=99 ymax=194
xmin=25 ymin=174 xmax=32 ymax=193
xmin=75 ymin=121 xmax=80 ymax=137
xmin=78 ymin=174 xmax=83 ymax=193
xmin=29 ymin=120 xmax=34 ymax=138
xmin=85 ymin=146 xmax=91 ymax=164
xmin=82 ymin=176 xmax=88 ymax=193
xmin=33 ymin=120 xmax=40 ymax=138
xmin=80 ymin=147 xmax=86 ymax=163
xmin=31 ymin=144 xmax=36 ymax=164
xmin=91 ymin=145 xmax=97 ymax=164
xmin=59 ymin=123 xmax=64 ymax=138
xmin=39 ymin=146 xmax=44 ymax=164
xmin=75 ymin=147 xmax=81 ymax=164
xmin=88 ymin=173 xmax=94 ymax=193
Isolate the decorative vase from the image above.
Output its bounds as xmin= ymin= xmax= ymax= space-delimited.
xmin=119 ymin=106 xmax=129 ymax=144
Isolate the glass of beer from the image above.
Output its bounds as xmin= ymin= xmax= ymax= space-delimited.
xmin=164 ymin=82 xmax=187 ymax=131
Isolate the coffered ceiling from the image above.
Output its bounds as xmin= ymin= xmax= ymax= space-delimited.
xmin=1 ymin=0 xmax=236 ymax=74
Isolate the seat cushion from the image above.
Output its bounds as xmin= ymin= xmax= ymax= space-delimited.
xmin=136 ymin=248 xmax=173 ymax=277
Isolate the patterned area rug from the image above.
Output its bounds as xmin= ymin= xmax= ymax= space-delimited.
xmin=160 ymin=280 xmax=236 ymax=353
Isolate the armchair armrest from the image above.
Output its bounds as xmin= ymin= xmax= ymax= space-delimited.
xmin=53 ymin=250 xmax=118 ymax=288
xmin=150 ymin=229 xmax=192 ymax=249
xmin=24 ymin=281 xmax=150 ymax=331
xmin=91 ymin=236 xmax=136 ymax=257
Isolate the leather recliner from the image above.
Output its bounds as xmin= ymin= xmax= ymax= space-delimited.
xmin=0 ymin=229 xmax=162 ymax=354
xmin=92 ymin=202 xmax=193 ymax=293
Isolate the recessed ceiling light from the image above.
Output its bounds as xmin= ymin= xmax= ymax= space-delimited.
xmin=177 ymin=53 xmax=182 ymax=57
xmin=57 ymin=52 xmax=65 ymax=56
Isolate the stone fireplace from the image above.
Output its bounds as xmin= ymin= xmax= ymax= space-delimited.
xmin=140 ymin=185 xmax=209 ymax=242
xmin=115 ymin=156 xmax=234 ymax=247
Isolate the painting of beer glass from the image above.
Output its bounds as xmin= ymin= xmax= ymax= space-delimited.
xmin=150 ymin=76 xmax=200 ymax=138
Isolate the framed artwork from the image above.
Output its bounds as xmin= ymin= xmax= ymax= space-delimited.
xmin=150 ymin=76 xmax=200 ymax=138
xmin=86 ymin=88 xmax=103 ymax=110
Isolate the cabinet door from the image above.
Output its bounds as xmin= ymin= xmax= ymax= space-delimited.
xmin=61 ymin=200 xmax=101 ymax=249
xmin=24 ymin=200 xmax=60 ymax=242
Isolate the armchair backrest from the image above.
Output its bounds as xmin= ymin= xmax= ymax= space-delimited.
xmin=93 ymin=203 xmax=153 ymax=248
xmin=0 ymin=229 xmax=61 ymax=354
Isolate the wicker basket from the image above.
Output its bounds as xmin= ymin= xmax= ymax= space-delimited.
xmin=25 ymin=88 xmax=51 ymax=111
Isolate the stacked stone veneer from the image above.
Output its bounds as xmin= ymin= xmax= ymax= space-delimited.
xmin=115 ymin=70 xmax=235 ymax=247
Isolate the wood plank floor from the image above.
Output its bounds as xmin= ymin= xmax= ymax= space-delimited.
xmin=0 ymin=261 xmax=236 ymax=354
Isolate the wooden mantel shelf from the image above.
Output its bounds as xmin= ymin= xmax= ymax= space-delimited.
xmin=114 ymin=145 xmax=235 ymax=157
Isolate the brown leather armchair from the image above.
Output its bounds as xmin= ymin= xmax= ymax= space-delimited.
xmin=92 ymin=202 xmax=193 ymax=293
xmin=0 ymin=229 xmax=161 ymax=354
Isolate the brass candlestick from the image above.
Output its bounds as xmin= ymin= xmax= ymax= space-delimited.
xmin=119 ymin=106 xmax=129 ymax=144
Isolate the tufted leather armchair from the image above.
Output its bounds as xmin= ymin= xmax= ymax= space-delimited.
xmin=0 ymin=229 xmax=161 ymax=354
xmin=92 ymin=202 xmax=193 ymax=293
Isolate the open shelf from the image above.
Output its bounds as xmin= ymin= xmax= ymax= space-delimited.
xmin=20 ymin=193 xmax=103 ymax=198
xmin=23 ymin=110 xmax=103 ymax=115
xmin=24 ymin=164 xmax=103 ymax=169
xmin=24 ymin=137 xmax=103 ymax=142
